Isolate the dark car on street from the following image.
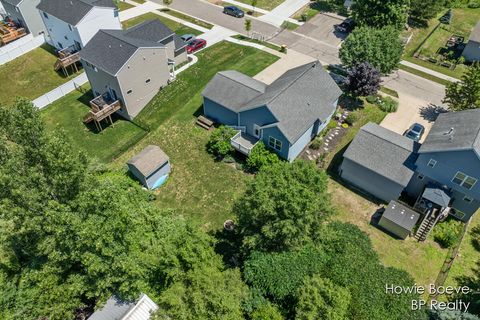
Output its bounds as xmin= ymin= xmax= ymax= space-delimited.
xmin=186 ymin=38 xmax=207 ymax=54
xmin=404 ymin=123 xmax=425 ymax=142
xmin=223 ymin=6 xmax=244 ymax=18
xmin=335 ymin=18 xmax=355 ymax=33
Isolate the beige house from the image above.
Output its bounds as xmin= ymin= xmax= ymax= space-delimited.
xmin=79 ymin=19 xmax=187 ymax=122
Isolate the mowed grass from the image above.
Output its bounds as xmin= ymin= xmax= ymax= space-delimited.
xmin=122 ymin=12 xmax=201 ymax=36
xmin=117 ymin=1 xmax=134 ymax=11
xmin=0 ymin=45 xmax=77 ymax=106
xmin=231 ymin=0 xmax=285 ymax=11
xmin=110 ymin=42 xmax=278 ymax=228
xmin=41 ymin=87 xmax=147 ymax=163
xmin=445 ymin=213 xmax=480 ymax=288
xmin=403 ymin=7 xmax=480 ymax=79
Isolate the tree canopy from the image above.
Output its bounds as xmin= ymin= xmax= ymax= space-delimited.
xmin=345 ymin=62 xmax=382 ymax=97
xmin=409 ymin=0 xmax=446 ymax=23
xmin=235 ymin=161 xmax=333 ymax=253
xmin=443 ymin=62 xmax=480 ymax=111
xmin=340 ymin=26 xmax=404 ymax=74
xmin=352 ymin=0 xmax=410 ymax=30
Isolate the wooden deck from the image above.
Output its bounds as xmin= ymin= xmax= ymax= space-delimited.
xmin=54 ymin=48 xmax=81 ymax=76
xmin=0 ymin=21 xmax=26 ymax=45
xmin=83 ymin=94 xmax=122 ymax=131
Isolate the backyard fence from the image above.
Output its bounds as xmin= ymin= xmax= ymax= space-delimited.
xmin=0 ymin=34 xmax=45 ymax=65
xmin=33 ymin=73 xmax=88 ymax=109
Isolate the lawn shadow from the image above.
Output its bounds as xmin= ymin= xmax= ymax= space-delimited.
xmin=471 ymin=226 xmax=480 ymax=252
xmin=419 ymin=103 xmax=448 ymax=122
xmin=338 ymin=94 xmax=365 ymax=112
xmin=212 ymin=228 xmax=244 ymax=268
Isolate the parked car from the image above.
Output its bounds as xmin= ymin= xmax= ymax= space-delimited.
xmin=187 ymin=38 xmax=207 ymax=53
xmin=335 ymin=18 xmax=355 ymax=33
xmin=404 ymin=123 xmax=425 ymax=142
xmin=181 ymin=34 xmax=196 ymax=43
xmin=223 ymin=6 xmax=244 ymax=18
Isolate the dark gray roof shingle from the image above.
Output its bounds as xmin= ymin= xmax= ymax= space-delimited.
xmin=383 ymin=200 xmax=420 ymax=232
xmin=202 ymin=61 xmax=342 ymax=143
xmin=37 ymin=0 xmax=116 ymax=25
xmin=88 ymin=294 xmax=158 ymax=320
xmin=127 ymin=145 xmax=169 ymax=178
xmin=422 ymin=186 xmax=451 ymax=208
xmin=79 ymin=20 xmax=176 ymax=75
xmin=419 ymin=109 xmax=480 ymax=155
xmin=343 ymin=123 xmax=419 ymax=186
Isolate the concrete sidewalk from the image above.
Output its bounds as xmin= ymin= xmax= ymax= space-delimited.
xmin=119 ymin=1 xmax=162 ymax=22
xmin=258 ymin=0 xmax=309 ymax=27
xmin=400 ymin=60 xmax=459 ymax=83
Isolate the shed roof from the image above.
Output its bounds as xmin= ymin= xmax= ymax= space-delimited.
xmin=202 ymin=61 xmax=342 ymax=144
xmin=88 ymin=294 xmax=158 ymax=320
xmin=382 ymin=200 xmax=420 ymax=232
xmin=37 ymin=0 xmax=116 ymax=26
xmin=343 ymin=123 xmax=419 ymax=186
xmin=127 ymin=145 xmax=169 ymax=178
xmin=422 ymin=186 xmax=451 ymax=208
xmin=419 ymin=109 xmax=480 ymax=156
xmin=468 ymin=21 xmax=480 ymax=43
xmin=79 ymin=20 xmax=179 ymax=75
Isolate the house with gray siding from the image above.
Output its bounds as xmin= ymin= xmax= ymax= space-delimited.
xmin=340 ymin=109 xmax=480 ymax=228
xmin=79 ymin=19 xmax=187 ymax=120
xmin=462 ymin=21 xmax=480 ymax=62
xmin=127 ymin=145 xmax=171 ymax=190
xmin=0 ymin=0 xmax=45 ymax=36
xmin=37 ymin=0 xmax=121 ymax=51
xmin=201 ymin=61 xmax=342 ymax=162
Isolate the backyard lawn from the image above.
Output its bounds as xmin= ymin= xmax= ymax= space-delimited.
xmin=0 ymin=45 xmax=78 ymax=106
xmin=117 ymin=1 xmax=134 ymax=11
xmin=403 ymin=7 xmax=480 ymax=79
xmin=41 ymin=87 xmax=148 ymax=163
xmin=122 ymin=12 xmax=201 ymax=36
xmin=221 ymin=0 xmax=284 ymax=11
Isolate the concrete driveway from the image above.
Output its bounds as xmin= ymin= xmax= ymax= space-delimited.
xmin=380 ymin=71 xmax=447 ymax=142
xmin=294 ymin=13 xmax=346 ymax=47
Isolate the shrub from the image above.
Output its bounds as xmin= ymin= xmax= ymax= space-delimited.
xmin=433 ymin=218 xmax=463 ymax=248
xmin=328 ymin=119 xmax=338 ymax=130
xmin=206 ymin=125 xmax=236 ymax=158
xmin=366 ymin=95 xmax=378 ymax=104
xmin=310 ymin=137 xmax=323 ymax=150
xmin=245 ymin=142 xmax=280 ymax=172
xmin=344 ymin=113 xmax=358 ymax=126
xmin=377 ymin=96 xmax=398 ymax=113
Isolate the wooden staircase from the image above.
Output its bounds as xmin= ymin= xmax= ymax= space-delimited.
xmin=196 ymin=115 xmax=214 ymax=130
xmin=54 ymin=49 xmax=81 ymax=76
xmin=415 ymin=207 xmax=451 ymax=241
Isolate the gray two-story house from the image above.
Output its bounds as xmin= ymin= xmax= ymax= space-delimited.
xmin=79 ymin=19 xmax=187 ymax=122
xmin=0 ymin=0 xmax=45 ymax=35
xmin=340 ymin=109 xmax=480 ymax=223
xmin=202 ymin=61 xmax=342 ymax=162
xmin=462 ymin=21 xmax=480 ymax=62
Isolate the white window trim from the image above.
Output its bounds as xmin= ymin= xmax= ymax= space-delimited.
xmin=452 ymin=171 xmax=477 ymax=190
xmin=427 ymin=159 xmax=437 ymax=168
xmin=268 ymin=136 xmax=282 ymax=151
xmin=463 ymin=196 xmax=473 ymax=203
xmin=253 ymin=124 xmax=261 ymax=138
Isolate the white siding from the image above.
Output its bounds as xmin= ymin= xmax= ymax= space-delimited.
xmin=40 ymin=10 xmax=82 ymax=50
xmin=77 ymin=7 xmax=121 ymax=47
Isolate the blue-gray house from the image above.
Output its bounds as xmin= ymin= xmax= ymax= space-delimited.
xmin=201 ymin=61 xmax=342 ymax=162
xmin=340 ymin=109 xmax=480 ymax=228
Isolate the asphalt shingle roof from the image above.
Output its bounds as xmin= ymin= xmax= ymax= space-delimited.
xmin=37 ymin=0 xmax=116 ymax=26
xmin=202 ymin=61 xmax=342 ymax=143
xmin=1 ymin=0 xmax=23 ymax=7
xmin=419 ymin=109 xmax=480 ymax=155
xmin=383 ymin=200 xmax=420 ymax=232
xmin=422 ymin=186 xmax=451 ymax=208
xmin=343 ymin=122 xmax=419 ymax=186
xmin=79 ymin=20 xmax=176 ymax=75
xmin=127 ymin=145 xmax=169 ymax=178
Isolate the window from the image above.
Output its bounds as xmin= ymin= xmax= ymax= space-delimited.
xmin=43 ymin=12 xmax=49 ymax=19
xmin=418 ymin=174 xmax=424 ymax=180
xmin=452 ymin=171 xmax=477 ymax=190
xmin=68 ymin=24 xmax=72 ymax=31
xmin=427 ymin=159 xmax=437 ymax=168
xmin=127 ymin=89 xmax=133 ymax=94
xmin=268 ymin=136 xmax=282 ymax=151
xmin=463 ymin=196 xmax=473 ymax=203
xmin=453 ymin=210 xmax=466 ymax=219
xmin=145 ymin=79 xmax=151 ymax=83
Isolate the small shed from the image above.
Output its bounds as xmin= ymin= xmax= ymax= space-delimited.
xmin=379 ymin=200 xmax=420 ymax=239
xmin=127 ymin=145 xmax=170 ymax=189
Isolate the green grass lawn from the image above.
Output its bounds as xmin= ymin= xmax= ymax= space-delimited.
xmin=122 ymin=12 xmax=201 ymax=36
xmin=117 ymin=1 xmax=134 ymax=11
xmin=403 ymin=7 xmax=480 ymax=79
xmin=231 ymin=34 xmax=282 ymax=51
xmin=0 ymin=45 xmax=78 ymax=106
xmin=41 ymin=87 xmax=148 ymax=163
xmin=231 ymin=0 xmax=285 ymax=11
xmin=108 ymin=41 xmax=278 ymax=228
xmin=159 ymin=8 xmax=214 ymax=29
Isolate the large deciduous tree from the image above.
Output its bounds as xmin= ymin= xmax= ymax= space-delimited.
xmin=345 ymin=62 xmax=381 ymax=96
xmin=340 ymin=26 xmax=404 ymax=75
xmin=409 ymin=0 xmax=446 ymax=23
xmin=352 ymin=0 xmax=410 ymax=30
xmin=235 ymin=161 xmax=333 ymax=253
xmin=443 ymin=62 xmax=480 ymax=111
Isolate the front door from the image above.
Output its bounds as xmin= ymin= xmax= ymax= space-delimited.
xmin=253 ymin=124 xmax=260 ymax=138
